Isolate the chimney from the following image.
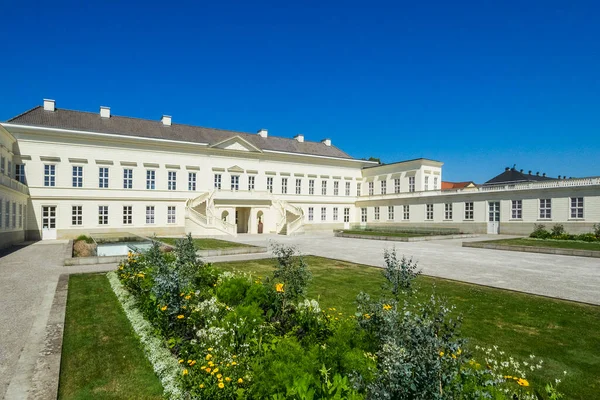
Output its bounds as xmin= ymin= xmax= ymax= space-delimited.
xmin=321 ymin=138 xmax=331 ymax=146
xmin=100 ymin=106 xmax=110 ymax=118
xmin=536 ymin=172 xmax=540 ymax=176
xmin=528 ymin=170 xmax=532 ymax=175
xmin=558 ymin=175 xmax=561 ymax=179
xmin=542 ymin=172 xmax=546 ymax=177
xmin=257 ymin=128 xmax=268 ymax=138
xmin=294 ymin=134 xmax=304 ymax=143
xmin=161 ymin=115 xmax=172 ymax=126
xmin=520 ymin=169 xmax=523 ymax=173
xmin=505 ymin=167 xmax=510 ymax=171
xmin=43 ymin=99 xmax=55 ymax=112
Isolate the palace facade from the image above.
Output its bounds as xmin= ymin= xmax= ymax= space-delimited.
xmin=1 ymin=99 xmax=598 ymax=249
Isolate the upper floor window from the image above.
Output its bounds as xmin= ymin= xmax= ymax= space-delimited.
xmin=426 ymin=204 xmax=434 ymax=220
xmin=388 ymin=206 xmax=394 ymax=220
xmin=248 ymin=175 xmax=255 ymax=190
xmin=296 ymin=179 xmax=302 ymax=195
xmin=434 ymin=177 xmax=438 ymax=190
xmin=98 ymin=167 xmax=109 ymax=188
xmin=445 ymin=203 xmax=453 ymax=220
xmin=266 ymin=177 xmax=273 ymax=193
xmin=168 ymin=171 xmax=177 ymax=191
xmin=231 ymin=175 xmax=240 ymax=191
xmin=381 ymin=180 xmax=386 ymax=195
xmin=374 ymin=206 xmax=380 ymax=220
xmin=72 ymin=166 xmax=83 ymax=187
xmin=146 ymin=170 xmax=156 ymax=190
xmin=511 ymin=200 xmax=522 ymax=219
xmin=15 ymin=164 xmax=26 ymax=184
xmin=403 ymin=205 xmax=410 ymax=220
xmin=44 ymin=164 xmax=56 ymax=187
xmin=214 ymin=174 xmax=222 ymax=190
xmin=464 ymin=202 xmax=474 ymax=220
xmin=345 ymin=181 xmax=351 ymax=196
xmin=368 ymin=182 xmax=374 ymax=195
xmin=321 ymin=180 xmax=327 ymax=195
xmin=188 ymin=172 xmax=197 ymax=191
xmin=343 ymin=207 xmax=350 ymax=222
xmin=7 ymin=161 xmax=11 ymax=179
xmin=0 ymin=156 xmax=4 ymax=175
xmin=281 ymin=178 xmax=288 ymax=194
xmin=424 ymin=176 xmax=429 ymax=191
xmin=334 ymin=181 xmax=339 ymax=196
xmin=539 ymin=199 xmax=551 ymax=219
xmin=123 ymin=168 xmax=133 ymax=189
xmin=408 ymin=176 xmax=415 ymax=192
xmin=309 ymin=179 xmax=315 ymax=195
xmin=394 ymin=178 xmax=401 ymax=193
xmin=357 ymin=183 xmax=361 ymax=196
xmin=570 ymin=197 xmax=584 ymax=219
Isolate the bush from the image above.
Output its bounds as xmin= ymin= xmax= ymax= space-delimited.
xmin=551 ymin=224 xmax=566 ymax=237
xmin=594 ymin=223 xmax=600 ymax=238
xmin=576 ymin=233 xmax=598 ymax=242
xmin=75 ymin=234 xmax=94 ymax=244
xmin=530 ymin=224 xmax=551 ymax=239
xmin=382 ymin=248 xmax=420 ymax=297
xmin=270 ymin=243 xmax=312 ymax=302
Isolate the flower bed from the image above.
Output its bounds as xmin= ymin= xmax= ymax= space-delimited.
xmin=112 ymin=234 xmax=565 ymax=399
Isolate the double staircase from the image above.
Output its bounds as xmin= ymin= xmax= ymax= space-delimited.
xmin=273 ymin=199 xmax=305 ymax=236
xmin=185 ymin=191 xmax=237 ymax=236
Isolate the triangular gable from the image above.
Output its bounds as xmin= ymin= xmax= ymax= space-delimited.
xmin=227 ymin=165 xmax=245 ymax=173
xmin=210 ymin=135 xmax=262 ymax=153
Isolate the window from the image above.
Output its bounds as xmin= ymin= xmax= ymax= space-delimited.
xmin=464 ymin=202 xmax=474 ymax=220
xmin=16 ymin=164 xmax=25 ymax=184
xmin=266 ymin=177 xmax=273 ymax=193
xmin=146 ymin=170 xmax=156 ymax=189
xmin=44 ymin=164 xmax=56 ymax=187
xmin=381 ymin=180 xmax=386 ymax=195
xmin=344 ymin=207 xmax=350 ymax=222
xmin=145 ymin=206 xmax=155 ymax=224
xmin=368 ymin=181 xmax=374 ymax=195
xmin=214 ymin=174 xmax=222 ymax=190
xmin=7 ymin=161 xmax=11 ymax=178
xmin=168 ymin=171 xmax=177 ymax=190
xmin=403 ymin=205 xmax=410 ymax=220
xmin=281 ymin=178 xmax=287 ymax=194
xmin=296 ymin=178 xmax=302 ymax=194
xmin=248 ymin=175 xmax=255 ymax=190
xmin=357 ymin=183 xmax=361 ymax=196
xmin=539 ymin=199 xmax=551 ymax=219
xmin=309 ymin=179 xmax=315 ymax=195
xmin=123 ymin=206 xmax=132 ymax=225
xmin=321 ymin=180 xmax=327 ymax=195
xmin=511 ymin=200 xmax=522 ymax=219
xmin=308 ymin=207 xmax=314 ymax=221
xmin=321 ymin=207 xmax=327 ymax=221
xmin=167 ymin=206 xmax=176 ymax=224
xmin=72 ymin=166 xmax=83 ymax=187
xmin=434 ymin=177 xmax=438 ymax=190
xmin=388 ymin=206 xmax=394 ymax=220
xmin=570 ymin=197 xmax=584 ymax=219
xmin=18 ymin=204 xmax=23 ymax=228
xmin=408 ymin=176 xmax=415 ymax=192
xmin=11 ymin=202 xmax=16 ymax=228
xmin=444 ymin=203 xmax=453 ymax=220
xmin=0 ymin=200 xmax=3 ymax=228
xmin=98 ymin=206 xmax=109 ymax=225
xmin=334 ymin=181 xmax=339 ymax=195
xmin=72 ymin=206 xmax=82 ymax=225
xmin=188 ymin=172 xmax=197 ymax=191
xmin=374 ymin=206 xmax=380 ymax=220
xmin=361 ymin=207 xmax=367 ymax=222
xmin=99 ymin=167 xmax=109 ymax=188
xmin=0 ymin=156 xmax=4 ymax=174
xmin=345 ymin=181 xmax=351 ymax=196
xmin=426 ymin=204 xmax=434 ymax=220
xmin=333 ymin=207 xmax=339 ymax=221
xmin=123 ymin=168 xmax=133 ymax=189
xmin=394 ymin=178 xmax=401 ymax=193
xmin=4 ymin=200 xmax=8 ymax=228
xmin=424 ymin=176 xmax=429 ymax=191
xmin=231 ymin=175 xmax=240 ymax=191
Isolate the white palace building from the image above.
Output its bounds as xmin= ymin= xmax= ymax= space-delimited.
xmin=1 ymin=99 xmax=599 ymax=249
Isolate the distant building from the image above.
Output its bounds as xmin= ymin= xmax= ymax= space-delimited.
xmin=1 ymin=99 xmax=598 ymax=248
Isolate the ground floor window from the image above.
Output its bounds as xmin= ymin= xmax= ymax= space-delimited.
xmin=167 ymin=206 xmax=176 ymax=224
xmin=539 ymin=199 xmax=551 ymax=219
xmin=18 ymin=204 xmax=23 ymax=228
xmin=344 ymin=208 xmax=350 ymax=222
xmin=403 ymin=205 xmax=409 ymax=220
xmin=445 ymin=203 xmax=453 ymax=220
xmin=570 ymin=197 xmax=583 ymax=219
xmin=511 ymin=200 xmax=522 ymax=219
xmin=12 ymin=202 xmax=16 ymax=228
xmin=388 ymin=206 xmax=394 ymax=220
xmin=374 ymin=206 xmax=380 ymax=220
xmin=464 ymin=202 xmax=474 ymax=220
xmin=98 ymin=206 xmax=108 ymax=225
xmin=321 ymin=207 xmax=327 ymax=221
xmin=308 ymin=207 xmax=314 ymax=221
xmin=72 ymin=206 xmax=83 ymax=226
xmin=146 ymin=206 xmax=155 ymax=224
xmin=123 ymin=206 xmax=132 ymax=225
xmin=333 ymin=207 xmax=338 ymax=221
xmin=426 ymin=204 xmax=433 ymax=220
xmin=361 ymin=208 xmax=367 ymax=222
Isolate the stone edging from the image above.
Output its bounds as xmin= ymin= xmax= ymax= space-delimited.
xmin=196 ymin=246 xmax=267 ymax=257
xmin=64 ymin=254 xmax=126 ymax=266
xmin=335 ymin=232 xmax=479 ymax=242
xmin=462 ymin=241 xmax=600 ymax=258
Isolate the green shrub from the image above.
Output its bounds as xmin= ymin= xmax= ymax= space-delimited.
xmin=530 ymin=224 xmax=551 ymax=239
xmin=576 ymin=233 xmax=598 ymax=242
xmin=216 ymin=276 xmax=251 ymax=306
xmin=593 ymin=223 xmax=600 ymax=238
xmin=551 ymin=224 xmax=566 ymax=237
xmin=75 ymin=234 xmax=94 ymax=244
xmin=382 ymin=248 xmax=420 ymax=297
xmin=271 ymin=243 xmax=312 ymax=302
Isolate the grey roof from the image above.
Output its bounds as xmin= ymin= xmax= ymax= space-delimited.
xmin=484 ymin=168 xmax=555 ymax=185
xmin=6 ymin=106 xmax=354 ymax=159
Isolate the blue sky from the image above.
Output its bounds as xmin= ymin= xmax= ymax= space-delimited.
xmin=1 ymin=0 xmax=599 ymax=182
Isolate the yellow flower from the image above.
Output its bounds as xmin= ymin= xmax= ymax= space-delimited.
xmin=208 ymin=347 xmax=213 ymax=351
xmin=231 ymin=361 xmax=237 ymax=366
xmin=201 ymin=365 xmax=206 ymax=370
xmin=189 ymin=360 xmax=196 ymax=366
xmin=199 ymin=384 xmax=205 ymax=389
xmin=180 ymin=292 xmax=185 ymax=296
xmin=160 ymin=306 xmax=167 ymax=311
xmin=517 ymin=378 xmax=529 ymax=387
xmin=205 ymin=367 xmax=211 ymax=373
xmin=275 ymin=283 xmax=284 ymax=292
xmin=213 ymin=368 xmax=219 ymax=373
xmin=225 ymin=377 xmax=232 ymax=382
xmin=217 ymin=373 xmax=222 ymax=379
xmin=182 ymin=369 xmax=188 ymax=375
xmin=364 ymin=313 xmax=371 ymax=319
xmin=177 ymin=315 xmax=185 ymax=319
xmin=185 ymin=295 xmax=191 ymax=300
xmin=439 ymin=351 xmax=445 ymax=357
xmin=383 ymin=304 xmax=392 ymax=311
xmin=218 ymin=382 xmax=225 ymax=389
xmin=457 ymin=348 xmax=462 ymax=355
xmin=208 ymin=361 xmax=214 ymax=367
xmin=178 ymin=359 xmax=184 ymax=364
xmin=206 ymin=354 xmax=212 ymax=360
xmin=238 ymin=378 xmax=243 ymax=384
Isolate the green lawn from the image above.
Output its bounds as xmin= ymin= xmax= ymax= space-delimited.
xmin=215 ymin=256 xmax=600 ymax=400
xmin=339 ymin=230 xmax=429 ymax=237
xmin=157 ymin=237 xmax=254 ymax=249
xmin=480 ymin=237 xmax=600 ymax=251
xmin=58 ymin=274 xmax=163 ymax=400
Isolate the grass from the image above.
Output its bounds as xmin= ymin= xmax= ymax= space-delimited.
xmin=215 ymin=256 xmax=600 ymax=400
xmin=58 ymin=274 xmax=163 ymax=400
xmin=339 ymin=230 xmax=430 ymax=237
xmin=157 ymin=237 xmax=254 ymax=250
xmin=479 ymin=237 xmax=600 ymax=251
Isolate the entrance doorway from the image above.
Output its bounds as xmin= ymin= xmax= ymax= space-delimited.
xmin=236 ymin=207 xmax=251 ymax=234
xmin=42 ymin=206 xmax=57 ymax=240
xmin=487 ymin=201 xmax=500 ymax=234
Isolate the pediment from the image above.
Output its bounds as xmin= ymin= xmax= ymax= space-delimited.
xmin=210 ymin=136 xmax=262 ymax=153
xmin=227 ymin=165 xmax=245 ymax=173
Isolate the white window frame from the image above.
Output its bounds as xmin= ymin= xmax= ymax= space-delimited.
xmin=248 ymin=175 xmax=255 ymax=190
xmin=12 ymin=202 xmax=16 ymax=228
xmin=231 ymin=175 xmax=240 ymax=191
xmin=361 ymin=207 xmax=367 ymax=222
xmin=464 ymin=202 xmax=474 ymax=220
xmin=123 ymin=206 xmax=133 ymax=225
xmin=16 ymin=164 xmax=26 ymax=184
xmin=388 ymin=206 xmax=394 ymax=221
xmin=408 ymin=176 xmax=415 ymax=192
xmin=424 ymin=176 xmax=429 ymax=191
xmin=374 ymin=206 xmax=380 ymax=220
xmin=123 ymin=168 xmax=133 ymax=189
xmin=381 ymin=180 xmax=386 ymax=195
xmin=321 ymin=180 xmax=327 ymax=196
xmin=434 ymin=177 xmax=438 ymax=190
xmin=403 ymin=204 xmax=410 ymax=220
xmin=345 ymin=181 xmax=351 ymax=196
xmin=188 ymin=172 xmax=197 ymax=191
xmin=308 ymin=207 xmax=314 ymax=221
xmin=266 ymin=177 xmax=273 ymax=193
xmin=321 ymin=207 xmax=326 ymax=221
xmin=18 ymin=203 xmax=23 ymax=228
xmin=334 ymin=181 xmax=339 ymax=196
xmin=511 ymin=200 xmax=522 ymax=220
xmin=333 ymin=207 xmax=339 ymax=221
xmin=146 ymin=170 xmax=156 ymax=190
xmin=309 ymin=179 xmax=315 ymax=195
xmin=98 ymin=205 xmax=109 ymax=225
xmin=343 ymin=207 xmax=350 ymax=222
xmin=167 ymin=206 xmax=176 ymax=224
xmin=368 ymin=181 xmax=374 ymax=195
xmin=4 ymin=200 xmax=9 ymax=228
xmin=44 ymin=164 xmax=56 ymax=187
xmin=357 ymin=183 xmax=361 ymax=196
xmin=72 ymin=165 xmax=83 ymax=188
xmin=426 ymin=204 xmax=434 ymax=220
xmin=0 ymin=156 xmax=4 ymax=175
xmin=295 ymin=178 xmax=302 ymax=195
xmin=444 ymin=203 xmax=453 ymax=220
xmin=281 ymin=177 xmax=288 ymax=194
xmin=539 ymin=199 xmax=551 ymax=219
xmin=168 ymin=171 xmax=177 ymax=191
xmin=570 ymin=197 xmax=584 ymax=219
xmin=145 ymin=206 xmax=155 ymax=224
xmin=99 ymin=167 xmax=109 ymax=188
xmin=72 ymin=205 xmax=83 ymax=226
xmin=394 ymin=178 xmax=401 ymax=193
xmin=214 ymin=173 xmax=222 ymax=190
